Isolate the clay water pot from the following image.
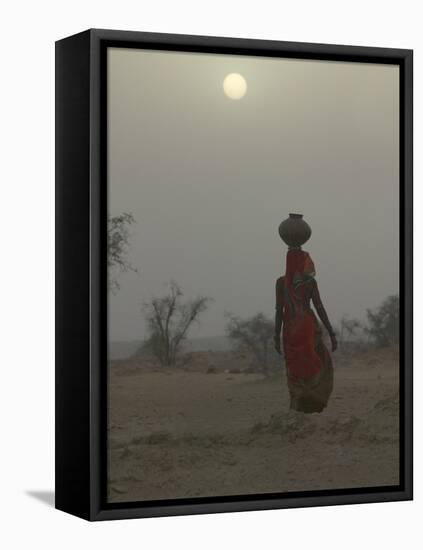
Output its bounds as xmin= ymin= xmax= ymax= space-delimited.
xmin=278 ymin=213 xmax=312 ymax=247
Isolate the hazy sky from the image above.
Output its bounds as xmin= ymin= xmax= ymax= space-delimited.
xmin=108 ymin=47 xmax=399 ymax=343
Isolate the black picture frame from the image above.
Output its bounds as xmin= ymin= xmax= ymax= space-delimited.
xmin=55 ymin=28 xmax=413 ymax=521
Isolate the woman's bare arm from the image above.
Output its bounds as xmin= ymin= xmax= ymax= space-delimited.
xmin=311 ymin=280 xmax=337 ymax=351
xmin=274 ymin=278 xmax=284 ymax=354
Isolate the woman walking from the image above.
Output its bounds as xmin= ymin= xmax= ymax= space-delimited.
xmin=274 ymin=214 xmax=337 ymax=413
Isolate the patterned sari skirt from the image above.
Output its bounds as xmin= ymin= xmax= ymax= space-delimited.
xmin=283 ymin=311 xmax=333 ymax=413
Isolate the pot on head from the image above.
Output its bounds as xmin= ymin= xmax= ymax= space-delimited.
xmin=278 ymin=213 xmax=312 ymax=247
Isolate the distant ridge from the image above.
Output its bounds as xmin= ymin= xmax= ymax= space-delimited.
xmin=109 ymin=335 xmax=233 ymax=360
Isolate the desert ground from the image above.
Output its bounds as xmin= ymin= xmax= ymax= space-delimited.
xmin=107 ymin=346 xmax=400 ymax=503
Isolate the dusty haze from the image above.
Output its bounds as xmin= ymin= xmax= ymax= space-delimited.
xmin=107 ymin=47 xmax=399 ymax=343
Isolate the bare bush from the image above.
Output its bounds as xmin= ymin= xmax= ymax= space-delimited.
xmin=225 ymin=313 xmax=275 ymax=375
xmin=143 ymin=281 xmax=212 ymax=366
xmin=108 ymin=212 xmax=136 ymax=292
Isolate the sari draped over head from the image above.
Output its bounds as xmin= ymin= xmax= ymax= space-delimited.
xmin=285 ymin=248 xmax=316 ymax=295
xmin=283 ymin=249 xmax=316 ymax=326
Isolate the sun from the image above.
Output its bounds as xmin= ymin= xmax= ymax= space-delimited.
xmin=223 ymin=73 xmax=247 ymax=100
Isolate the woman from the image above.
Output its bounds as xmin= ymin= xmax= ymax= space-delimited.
xmin=274 ymin=215 xmax=337 ymax=413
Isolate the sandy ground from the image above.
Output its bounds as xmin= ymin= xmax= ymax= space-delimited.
xmin=107 ymin=348 xmax=399 ymax=503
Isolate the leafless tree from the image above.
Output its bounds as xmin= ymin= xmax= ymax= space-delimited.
xmin=108 ymin=212 xmax=136 ymax=292
xmin=225 ymin=313 xmax=274 ymax=375
xmin=143 ymin=281 xmax=211 ymax=366
xmin=365 ymin=295 xmax=399 ymax=347
xmin=338 ymin=315 xmax=361 ymax=351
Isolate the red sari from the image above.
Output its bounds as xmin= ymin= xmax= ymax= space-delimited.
xmin=276 ymin=249 xmax=334 ymax=413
